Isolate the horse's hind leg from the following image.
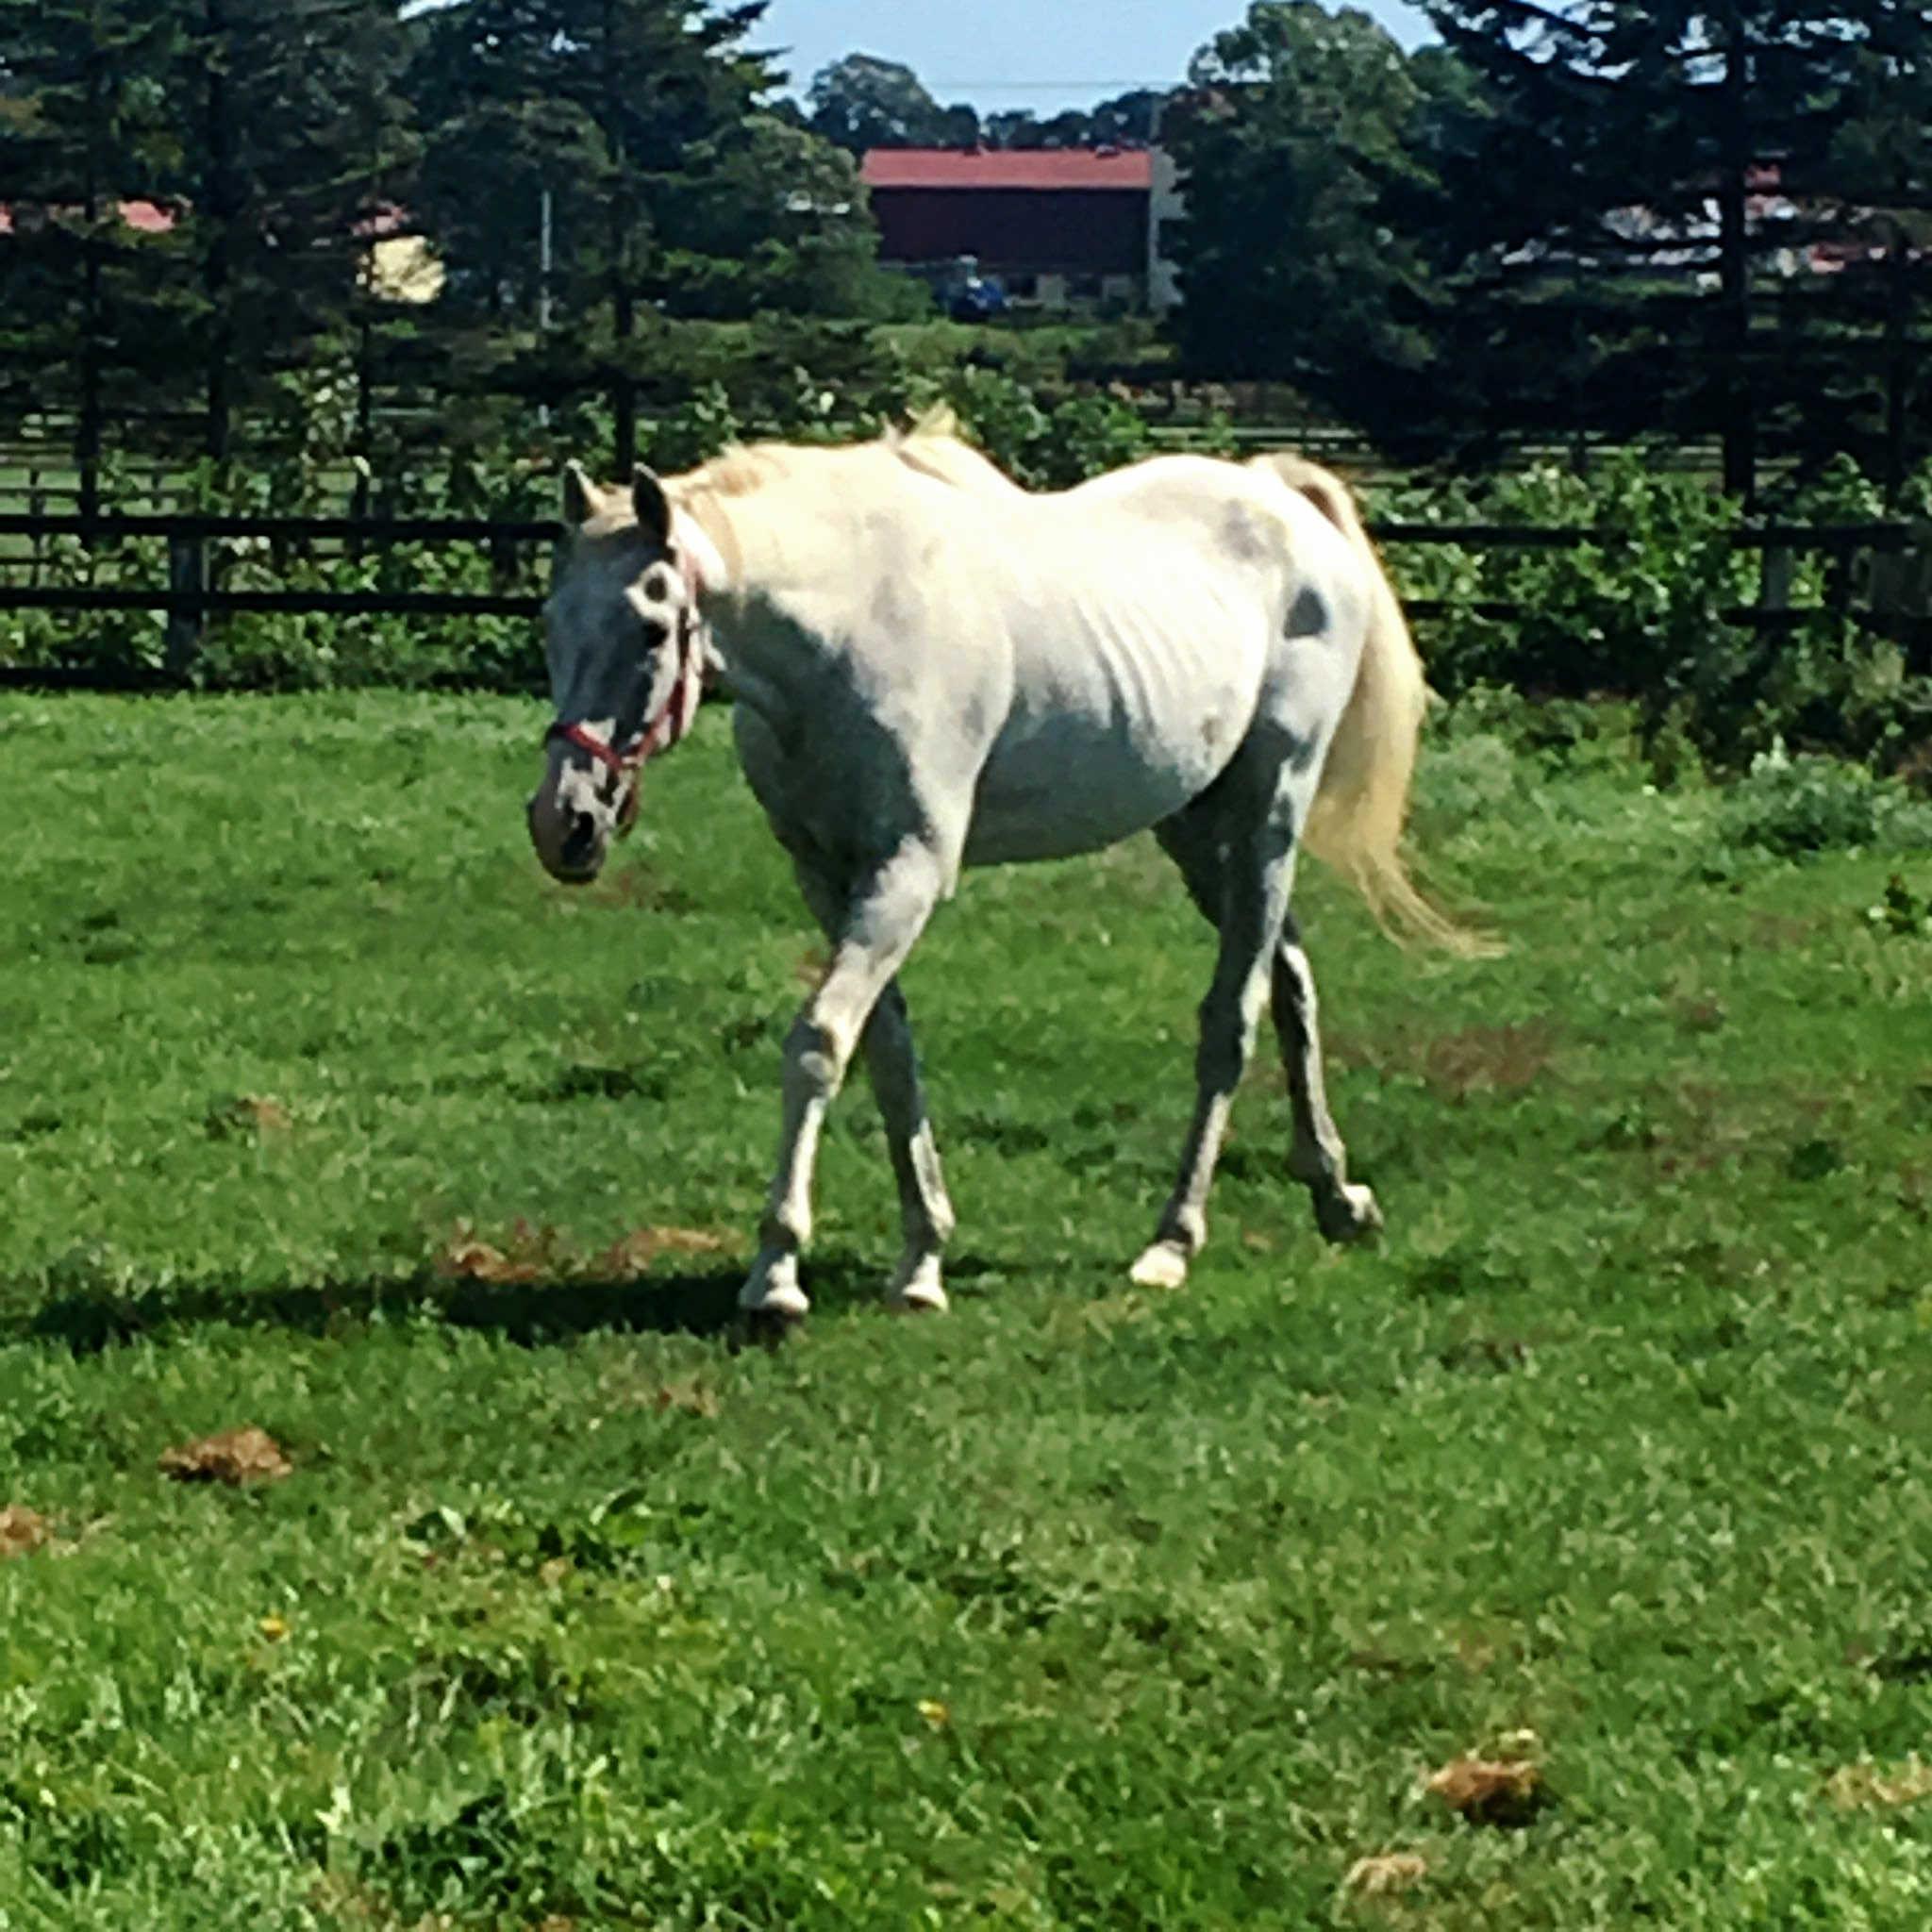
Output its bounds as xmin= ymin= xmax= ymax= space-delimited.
xmin=858 ymin=977 xmax=956 ymax=1311
xmin=1133 ymin=779 xmax=1298 ymax=1291
xmin=1273 ymin=913 xmax=1380 ymax=1242
xmin=743 ymin=847 xmax=949 ymax=1321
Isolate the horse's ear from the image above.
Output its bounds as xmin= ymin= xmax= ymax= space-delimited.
xmin=632 ymin=465 xmax=672 ymax=544
xmin=561 ymin=461 xmax=601 ymax=528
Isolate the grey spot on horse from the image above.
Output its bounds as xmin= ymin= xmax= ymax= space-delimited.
xmin=1222 ymin=502 xmax=1274 ymax=562
xmin=1286 ymin=587 xmax=1329 ymax=640
xmin=870 ymin=573 xmax=916 ymax=633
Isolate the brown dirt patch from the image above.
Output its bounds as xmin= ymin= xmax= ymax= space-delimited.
xmin=204 ymin=1094 xmax=293 ymax=1139
xmin=0 ymin=1506 xmax=51 ymax=1557
xmin=1826 ymin=1760 xmax=1932 ymax=1809
xmin=1421 ymin=1022 xmax=1560 ymax=1101
xmin=435 ymin=1219 xmax=735 ymax=1286
xmin=1424 ymin=1753 xmax=1545 ymax=1826
xmin=159 ymin=1426 xmax=293 ymax=1486
xmin=1333 ymin=1019 xmax=1559 ymax=1101
xmin=1341 ymin=1853 xmax=1428 ymax=1898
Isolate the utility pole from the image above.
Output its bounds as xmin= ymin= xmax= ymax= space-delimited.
xmin=539 ymin=189 xmax=554 ymax=335
xmin=1716 ymin=1 xmax=1756 ymax=506
xmin=78 ymin=36 xmax=105 ymax=525
xmin=538 ymin=187 xmax=553 ymax=430
xmin=202 ymin=0 xmax=236 ymax=467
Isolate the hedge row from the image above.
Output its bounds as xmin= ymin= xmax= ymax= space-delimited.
xmin=4 ymin=369 xmax=1928 ymax=785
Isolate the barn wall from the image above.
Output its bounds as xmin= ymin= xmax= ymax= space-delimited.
xmin=870 ymin=188 xmax=1151 ymax=279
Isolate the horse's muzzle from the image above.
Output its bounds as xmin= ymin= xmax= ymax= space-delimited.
xmin=558 ymin=805 xmax=602 ymax=876
xmin=527 ymin=779 xmax=608 ymax=885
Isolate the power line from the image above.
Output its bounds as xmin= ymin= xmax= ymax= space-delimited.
xmin=924 ymin=79 xmax=1175 ymax=91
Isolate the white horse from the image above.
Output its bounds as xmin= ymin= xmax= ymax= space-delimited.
xmin=527 ymin=422 xmax=1482 ymax=1321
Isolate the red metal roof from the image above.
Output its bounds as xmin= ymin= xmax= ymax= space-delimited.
xmin=861 ymin=148 xmax=1155 ymax=192
xmin=0 ymin=199 xmax=175 ymax=236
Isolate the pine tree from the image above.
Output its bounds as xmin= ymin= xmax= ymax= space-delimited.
xmin=0 ymin=0 xmax=183 ymax=511
xmin=411 ymin=1 xmax=901 ymax=465
xmin=1809 ymin=6 xmax=1932 ymax=501
xmin=1423 ymin=2 xmax=1918 ymax=499
xmin=152 ymin=0 xmax=419 ymax=465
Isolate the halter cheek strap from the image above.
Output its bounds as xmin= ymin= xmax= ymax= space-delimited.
xmin=548 ymin=719 xmax=641 ymax=776
xmin=546 ymin=548 xmax=708 ymax=778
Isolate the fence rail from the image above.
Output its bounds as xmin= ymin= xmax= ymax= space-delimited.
xmin=0 ymin=511 xmax=1913 ymax=551
xmin=0 ymin=587 xmax=541 ymax=618
xmin=0 ymin=422 xmax=1788 ymax=517
xmin=1 ymin=508 xmax=1926 ymax=686
xmin=0 ymin=512 xmax=558 ymax=543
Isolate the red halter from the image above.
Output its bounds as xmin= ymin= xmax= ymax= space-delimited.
xmin=546 ymin=548 xmax=707 ymax=778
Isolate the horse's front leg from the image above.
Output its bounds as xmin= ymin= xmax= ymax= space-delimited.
xmin=789 ymin=862 xmax=955 ymax=1312
xmin=741 ymin=842 xmax=944 ymax=1321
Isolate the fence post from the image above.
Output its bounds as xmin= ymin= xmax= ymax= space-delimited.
xmin=1757 ymin=543 xmax=1792 ymax=613
xmin=27 ymin=471 xmax=44 ymax=589
xmin=164 ymin=533 xmax=208 ymax=682
xmin=1824 ymin=536 xmax=1858 ymax=616
xmin=1867 ymin=522 xmax=1932 ymax=675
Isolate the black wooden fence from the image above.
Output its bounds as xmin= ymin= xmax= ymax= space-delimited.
xmin=1 ymin=509 xmax=1927 ymax=687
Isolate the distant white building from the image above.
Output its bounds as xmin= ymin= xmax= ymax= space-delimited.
xmin=1148 ymin=147 xmax=1185 ymax=315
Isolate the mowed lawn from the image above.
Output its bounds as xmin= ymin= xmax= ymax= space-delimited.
xmin=1 ymin=691 xmax=1930 ymax=1930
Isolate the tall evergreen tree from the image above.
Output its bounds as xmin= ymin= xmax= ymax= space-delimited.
xmin=1812 ymin=6 xmax=1932 ymax=500
xmin=152 ymin=0 xmax=418 ymax=464
xmin=1422 ymin=1 xmax=1921 ymax=499
xmin=411 ymin=1 xmax=789 ymax=465
xmin=412 ymin=2 xmax=897 ymax=464
xmin=0 ymin=0 xmax=183 ymax=509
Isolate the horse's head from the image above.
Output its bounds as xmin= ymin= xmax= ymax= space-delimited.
xmin=527 ymin=461 xmax=706 ymax=885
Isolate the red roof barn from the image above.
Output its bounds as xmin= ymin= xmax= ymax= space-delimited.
xmin=861 ymin=148 xmax=1180 ymax=311
xmin=0 ymin=199 xmax=176 ymax=237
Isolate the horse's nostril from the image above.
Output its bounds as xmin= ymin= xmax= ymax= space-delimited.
xmin=560 ymin=808 xmax=599 ymax=865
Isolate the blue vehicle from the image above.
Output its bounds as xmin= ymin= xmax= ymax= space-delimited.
xmin=944 ymin=257 xmax=1008 ymax=322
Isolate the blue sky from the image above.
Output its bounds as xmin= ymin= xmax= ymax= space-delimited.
xmin=756 ymin=1 xmax=1437 ymax=111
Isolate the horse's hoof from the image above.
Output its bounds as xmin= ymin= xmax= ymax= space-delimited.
xmin=886 ymin=1257 xmax=949 ymax=1314
xmin=740 ymin=1270 xmax=810 ymax=1322
xmin=1315 ymin=1183 xmax=1383 ymax=1245
xmin=1129 ymin=1240 xmax=1191 ymax=1291
xmin=888 ymin=1283 xmax=949 ymax=1315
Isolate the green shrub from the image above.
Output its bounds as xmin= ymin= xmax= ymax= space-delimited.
xmin=1376 ymin=455 xmax=1932 ymax=784
xmin=1718 ymin=742 xmax=1932 ymax=857
xmin=939 ymin=368 xmax=1150 ymax=489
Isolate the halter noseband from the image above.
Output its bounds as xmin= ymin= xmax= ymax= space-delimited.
xmin=546 ymin=547 xmax=707 ymax=780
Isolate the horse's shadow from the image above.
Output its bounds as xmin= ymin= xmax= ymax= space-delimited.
xmin=8 ymin=1252 xmax=1011 ymax=1357
xmin=10 ymin=1269 xmax=743 ymax=1356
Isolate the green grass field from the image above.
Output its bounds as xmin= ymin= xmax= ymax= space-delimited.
xmin=2 ymin=691 xmax=1930 ymax=1929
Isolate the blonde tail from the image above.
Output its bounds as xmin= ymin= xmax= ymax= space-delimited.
xmin=1250 ymin=453 xmax=1495 ymax=957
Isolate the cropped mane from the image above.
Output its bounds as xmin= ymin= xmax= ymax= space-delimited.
xmin=673 ymin=442 xmax=790 ymax=502
xmin=884 ymin=405 xmax=1026 ymax=497
xmin=665 ymin=441 xmax=808 ymax=585
xmin=664 ymin=411 xmax=1022 ymax=586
